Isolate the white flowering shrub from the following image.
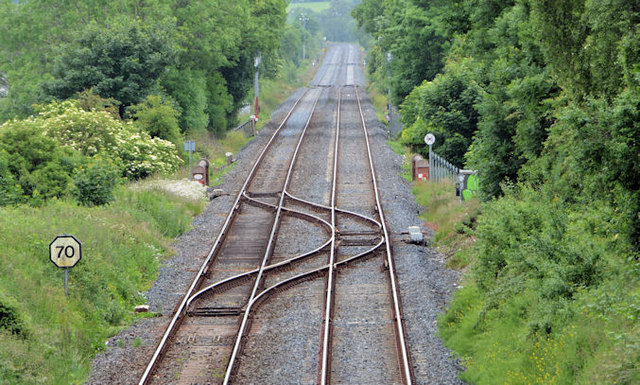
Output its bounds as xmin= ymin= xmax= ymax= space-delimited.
xmin=39 ymin=101 xmax=182 ymax=179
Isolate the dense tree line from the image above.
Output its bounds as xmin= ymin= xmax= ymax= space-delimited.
xmin=355 ymin=0 xmax=639 ymax=383
xmin=291 ymin=0 xmax=364 ymax=43
xmin=0 ymin=0 xmax=287 ymax=134
xmin=0 ymin=0 xmax=299 ymax=206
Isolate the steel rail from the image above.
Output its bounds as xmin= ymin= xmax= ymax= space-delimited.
xmin=184 ymin=193 xmax=384 ymax=317
xmin=137 ymin=88 xmax=312 ymax=385
xmin=319 ymin=85 xmax=341 ymax=385
xmin=185 ymin=199 xmax=333 ymax=310
xmin=241 ymin=236 xmax=386 ymax=320
xmin=355 ymin=86 xmax=414 ymax=384
xmin=222 ymin=86 xmax=325 ymax=384
xmin=284 ymin=191 xmax=383 ymax=229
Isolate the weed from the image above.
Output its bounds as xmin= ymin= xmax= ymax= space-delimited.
xmin=0 ymin=185 xmax=201 ymax=384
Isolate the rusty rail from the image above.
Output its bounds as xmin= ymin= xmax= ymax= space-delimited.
xmin=355 ymin=86 xmax=415 ymax=384
xmin=222 ymin=87 xmax=324 ymax=384
xmin=138 ymin=88 xmax=313 ymax=385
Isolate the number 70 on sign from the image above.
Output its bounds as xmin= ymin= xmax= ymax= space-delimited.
xmin=49 ymin=235 xmax=82 ymax=268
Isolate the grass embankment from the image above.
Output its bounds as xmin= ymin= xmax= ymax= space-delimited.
xmin=407 ymin=166 xmax=640 ymax=384
xmin=0 ymin=188 xmax=205 ymax=384
xmin=412 ymin=181 xmax=479 ymax=268
xmin=0 ymin=52 xmax=320 ymax=385
xmin=438 ymin=191 xmax=640 ymax=385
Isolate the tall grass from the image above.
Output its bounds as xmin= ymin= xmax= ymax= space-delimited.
xmin=412 ymin=180 xmax=479 ymax=266
xmin=438 ymin=191 xmax=640 ymax=384
xmin=0 ymin=187 xmax=204 ymax=384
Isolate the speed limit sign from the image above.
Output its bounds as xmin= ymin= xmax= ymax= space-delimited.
xmin=49 ymin=235 xmax=82 ymax=268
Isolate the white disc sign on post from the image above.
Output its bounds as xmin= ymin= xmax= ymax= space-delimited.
xmin=425 ymin=133 xmax=436 ymax=182
xmin=49 ymin=234 xmax=82 ymax=297
xmin=424 ymin=133 xmax=436 ymax=146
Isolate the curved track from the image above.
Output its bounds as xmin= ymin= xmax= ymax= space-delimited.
xmin=138 ymin=44 xmax=413 ymax=385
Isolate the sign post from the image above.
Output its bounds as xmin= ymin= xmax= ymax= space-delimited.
xmin=424 ymin=133 xmax=435 ymax=182
xmin=49 ymin=234 xmax=82 ymax=298
xmin=184 ymin=141 xmax=195 ymax=181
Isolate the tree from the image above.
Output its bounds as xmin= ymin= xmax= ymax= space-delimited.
xmin=353 ymin=0 xmax=449 ymax=100
xmin=46 ymin=19 xmax=179 ymax=116
xmin=130 ymin=94 xmax=182 ymax=147
xmin=400 ymin=62 xmax=480 ymax=167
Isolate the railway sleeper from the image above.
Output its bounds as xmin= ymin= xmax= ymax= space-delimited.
xmin=339 ymin=238 xmax=381 ymax=246
xmin=189 ymin=306 xmax=243 ymax=317
xmin=338 ymin=230 xmax=379 ymax=236
xmin=245 ymin=191 xmax=280 ymax=198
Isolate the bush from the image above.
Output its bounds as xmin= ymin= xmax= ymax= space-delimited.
xmin=0 ymin=119 xmax=78 ymax=203
xmin=130 ymin=94 xmax=182 ymax=146
xmin=39 ymin=100 xmax=182 ymax=179
xmin=0 ymin=150 xmax=23 ymax=206
xmin=71 ymin=157 xmax=121 ymax=206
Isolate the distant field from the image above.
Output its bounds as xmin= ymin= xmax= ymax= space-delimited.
xmin=287 ymin=1 xmax=331 ymax=13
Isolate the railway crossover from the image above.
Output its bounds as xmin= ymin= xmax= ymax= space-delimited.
xmin=138 ymin=44 xmax=413 ymax=385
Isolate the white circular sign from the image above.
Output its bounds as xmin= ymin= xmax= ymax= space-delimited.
xmin=424 ymin=133 xmax=436 ymax=146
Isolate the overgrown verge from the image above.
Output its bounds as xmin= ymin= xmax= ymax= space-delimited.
xmin=411 ymin=181 xmax=479 ymax=268
xmin=409 ymin=163 xmax=640 ymax=384
xmin=438 ymin=188 xmax=640 ymax=385
xmin=0 ymin=187 xmax=205 ymax=384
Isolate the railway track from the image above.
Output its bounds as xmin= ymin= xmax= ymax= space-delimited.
xmin=138 ymin=44 xmax=414 ymax=385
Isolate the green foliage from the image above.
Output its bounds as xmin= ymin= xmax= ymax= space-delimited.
xmin=0 ymin=118 xmax=78 ymax=202
xmin=288 ymin=1 xmax=331 ymax=13
xmin=160 ymin=69 xmax=209 ymax=133
xmin=357 ymin=0 xmax=640 ymax=383
xmin=46 ymin=19 xmax=179 ymax=116
xmin=0 ymin=186 xmax=204 ymax=384
xmin=0 ymin=298 xmax=25 ymax=337
xmin=0 ymin=100 xmax=182 ymax=206
xmin=531 ymin=0 xmax=639 ymax=101
xmin=130 ymin=94 xmax=183 ymax=147
xmin=280 ymin=24 xmax=304 ymax=66
xmin=38 ymin=100 xmax=182 ymax=180
xmin=316 ymin=0 xmax=361 ymax=42
xmin=353 ymin=0 xmax=449 ymax=99
xmin=0 ymin=149 xmax=24 ymax=206
xmin=0 ymin=0 xmax=288 ymax=137
xmin=400 ymin=64 xmax=480 ymax=167
xmin=72 ymin=89 xmax=121 ymax=119
xmin=71 ymin=157 xmax=122 ymax=207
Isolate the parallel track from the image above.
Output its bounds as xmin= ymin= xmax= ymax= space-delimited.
xmin=139 ymin=86 xmax=325 ymax=384
xmin=138 ymin=44 xmax=414 ymax=385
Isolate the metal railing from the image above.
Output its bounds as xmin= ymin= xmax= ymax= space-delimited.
xmin=429 ymin=150 xmax=459 ymax=183
xmin=233 ymin=119 xmax=256 ymax=136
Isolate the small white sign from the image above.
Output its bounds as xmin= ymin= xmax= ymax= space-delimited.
xmin=184 ymin=140 xmax=195 ymax=152
xmin=49 ymin=235 xmax=82 ymax=268
xmin=424 ymin=133 xmax=436 ymax=146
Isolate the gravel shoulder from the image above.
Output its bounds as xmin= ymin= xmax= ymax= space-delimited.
xmin=86 ymin=53 xmax=465 ymax=385
xmin=85 ymin=90 xmax=303 ymax=385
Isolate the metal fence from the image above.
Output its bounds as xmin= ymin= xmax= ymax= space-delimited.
xmin=429 ymin=150 xmax=459 ymax=183
xmin=233 ymin=119 xmax=256 ymax=136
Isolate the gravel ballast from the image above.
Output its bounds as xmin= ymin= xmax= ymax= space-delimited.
xmin=86 ymin=44 xmax=465 ymax=385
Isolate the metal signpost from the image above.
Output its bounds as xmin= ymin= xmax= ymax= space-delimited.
xmin=424 ymin=133 xmax=435 ymax=182
xmin=386 ymin=52 xmax=393 ymax=138
xmin=254 ymin=53 xmax=261 ymax=120
xmin=49 ymin=234 xmax=82 ymax=298
xmin=185 ymin=140 xmax=195 ymax=181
